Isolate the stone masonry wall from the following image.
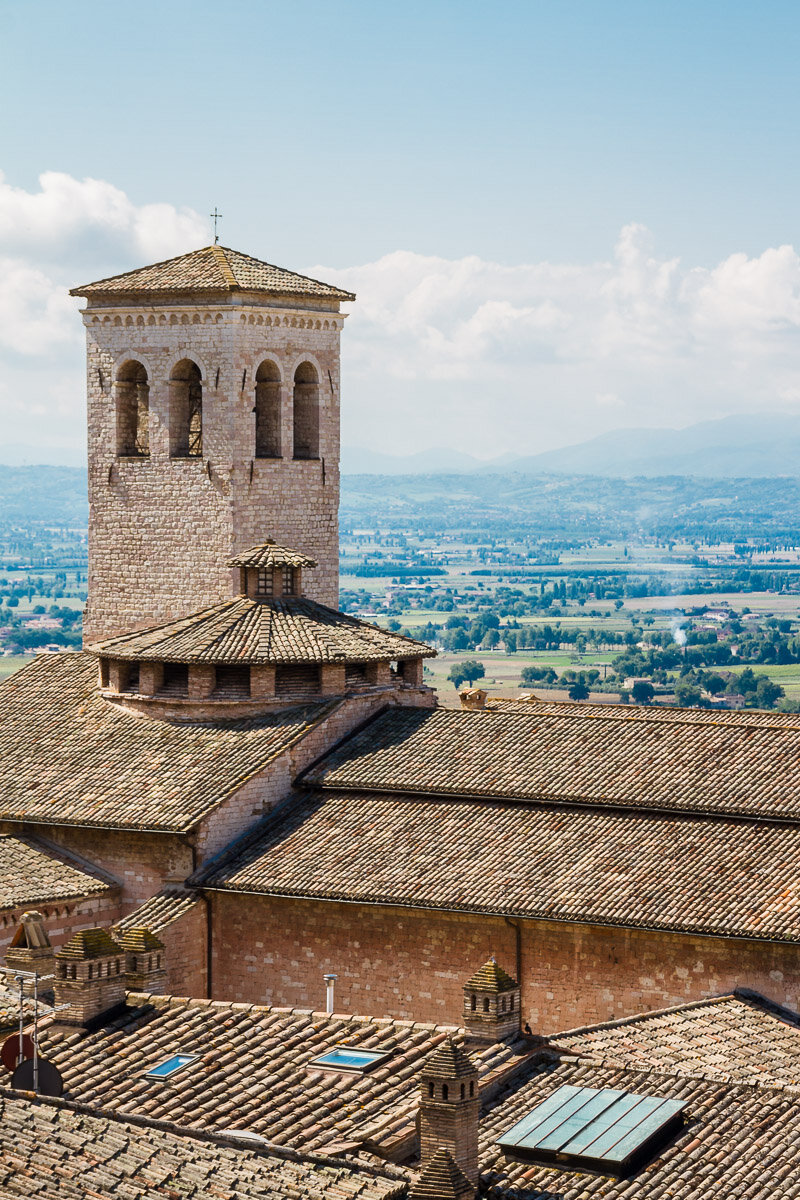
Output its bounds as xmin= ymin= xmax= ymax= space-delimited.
xmin=81 ymin=296 xmax=344 ymax=642
xmin=210 ymin=894 xmax=800 ymax=1031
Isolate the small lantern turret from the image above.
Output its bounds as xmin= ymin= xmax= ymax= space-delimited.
xmin=463 ymin=957 xmax=521 ymax=1043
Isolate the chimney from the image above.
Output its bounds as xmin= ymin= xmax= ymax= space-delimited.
xmin=462 ymin=957 xmax=521 ymax=1044
xmin=53 ymin=928 xmax=125 ymax=1026
xmin=117 ymin=927 xmax=166 ymax=994
xmin=409 ymin=1147 xmax=475 ymax=1200
xmin=5 ymin=912 xmax=55 ymax=995
xmin=459 ymin=688 xmax=487 ymax=711
xmin=419 ymin=1037 xmax=480 ymax=1185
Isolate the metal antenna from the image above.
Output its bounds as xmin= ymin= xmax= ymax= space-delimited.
xmin=210 ymin=207 xmax=223 ymax=245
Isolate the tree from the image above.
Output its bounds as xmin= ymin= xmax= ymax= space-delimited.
xmin=447 ymin=659 xmax=485 ymax=690
xmin=673 ymin=678 xmax=701 ymax=707
xmin=568 ymin=679 xmax=590 ymax=700
xmin=703 ymin=673 xmax=727 ymax=696
xmin=631 ymin=680 xmax=655 ymax=705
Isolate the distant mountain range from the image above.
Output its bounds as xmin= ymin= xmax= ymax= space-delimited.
xmin=3 ymin=413 xmax=799 ymax=479
xmin=342 ymin=414 xmax=800 ymax=478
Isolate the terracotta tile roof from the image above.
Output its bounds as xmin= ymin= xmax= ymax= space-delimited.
xmin=0 ymin=1088 xmax=403 ymax=1200
xmin=555 ymin=990 xmax=800 ymax=1087
xmin=0 ymin=652 xmax=332 ymax=832
xmin=57 ymin=928 xmax=121 ymax=960
xmin=306 ymin=704 xmax=800 ymax=820
xmin=422 ymin=1038 xmax=477 ymax=1080
xmin=478 ymin=1057 xmax=800 ymax=1198
xmin=199 ymin=789 xmax=800 ymax=943
xmin=410 ymin=1149 xmax=473 ymax=1200
xmin=465 ymin=960 xmax=518 ymax=995
xmin=70 ymin=244 xmax=355 ymax=302
xmin=90 ymin=596 xmax=435 ymax=665
xmin=0 ymin=835 xmax=117 ymax=910
xmin=35 ymin=995 xmax=528 ymax=1156
xmin=488 ymin=694 xmax=800 ymax=726
xmin=115 ymin=927 xmax=164 ymax=954
xmin=228 ymin=540 xmax=317 ymax=569
xmin=114 ymin=887 xmax=201 ymax=935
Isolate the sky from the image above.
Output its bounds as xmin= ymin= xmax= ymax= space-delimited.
xmin=2 ymin=0 xmax=800 ymax=463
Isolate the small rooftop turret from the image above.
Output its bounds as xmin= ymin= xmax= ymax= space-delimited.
xmin=54 ymin=928 xmax=125 ymax=1026
xmin=419 ymin=1038 xmax=480 ymax=1185
xmin=117 ymin=927 xmax=167 ymax=995
xmin=463 ymin=957 xmax=521 ymax=1043
xmin=5 ymin=912 xmax=55 ymax=995
xmin=409 ymin=1147 xmax=475 ymax=1200
xmin=228 ymin=540 xmax=317 ymax=601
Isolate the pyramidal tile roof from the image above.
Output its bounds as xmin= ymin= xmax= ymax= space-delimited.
xmin=90 ymin=595 xmax=435 ymax=666
xmin=421 ymin=1037 xmax=477 ymax=1080
xmin=115 ymin=927 xmax=165 ymax=954
xmin=410 ymin=1149 xmax=474 ymax=1200
xmin=465 ymin=958 xmax=518 ymax=994
xmin=56 ymin=928 xmax=122 ymax=960
xmin=228 ymin=541 xmax=317 ymax=570
xmin=70 ymin=244 xmax=355 ymax=302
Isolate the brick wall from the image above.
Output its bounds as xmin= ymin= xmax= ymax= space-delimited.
xmin=81 ymin=296 xmax=344 ymax=642
xmin=2 ymin=825 xmax=194 ymax=912
xmin=210 ymin=893 xmax=800 ymax=1030
xmin=0 ymin=892 xmax=121 ymax=957
xmin=157 ymin=901 xmax=208 ymax=998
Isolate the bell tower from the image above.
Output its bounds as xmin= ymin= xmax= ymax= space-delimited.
xmin=71 ymin=244 xmax=354 ymax=643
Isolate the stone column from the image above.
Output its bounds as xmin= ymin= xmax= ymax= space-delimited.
xmin=250 ymin=665 xmax=276 ymax=699
xmin=320 ymin=664 xmax=346 ymax=695
xmin=188 ymin=664 xmax=216 ymax=700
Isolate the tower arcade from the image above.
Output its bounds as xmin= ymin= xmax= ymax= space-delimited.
xmin=71 ymin=245 xmax=354 ymax=642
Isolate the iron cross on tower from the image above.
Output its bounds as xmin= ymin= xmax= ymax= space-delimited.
xmin=210 ymin=208 xmax=223 ymax=244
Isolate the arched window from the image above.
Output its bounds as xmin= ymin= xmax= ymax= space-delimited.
xmin=293 ymin=361 xmax=319 ymax=459
xmin=483 ymin=997 xmax=490 ymax=1013
xmin=442 ymin=1084 xmax=449 ymax=1101
xmin=255 ymin=360 xmax=281 ymax=458
xmin=169 ymin=359 xmax=203 ymax=457
xmin=116 ymin=360 xmax=149 ymax=456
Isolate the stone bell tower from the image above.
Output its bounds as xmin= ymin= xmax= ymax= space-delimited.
xmin=71 ymin=244 xmax=354 ymax=643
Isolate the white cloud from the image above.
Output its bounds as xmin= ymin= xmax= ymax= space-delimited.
xmin=2 ymin=169 xmax=800 ymax=462
xmin=318 ymin=226 xmax=800 ymax=456
xmin=0 ymin=172 xmax=206 ymax=459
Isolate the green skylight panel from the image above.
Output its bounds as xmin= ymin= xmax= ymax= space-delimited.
xmin=497 ymin=1084 xmax=687 ymax=1176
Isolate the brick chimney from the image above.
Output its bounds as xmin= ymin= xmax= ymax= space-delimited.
xmin=117 ymin=927 xmax=166 ymax=994
xmin=419 ymin=1038 xmax=480 ymax=1185
xmin=5 ymin=912 xmax=55 ymax=995
xmin=463 ymin=957 xmax=521 ymax=1043
xmin=409 ymin=1147 xmax=475 ymax=1200
xmin=459 ymin=688 xmax=487 ymax=711
xmin=53 ymin=928 xmax=125 ymax=1026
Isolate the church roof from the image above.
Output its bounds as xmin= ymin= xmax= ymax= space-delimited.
xmin=70 ymin=244 xmax=355 ymax=302
xmin=0 ymin=834 xmax=117 ymax=911
xmin=89 ymin=595 xmax=435 ymax=665
xmin=198 ymin=786 xmax=800 ymax=943
xmin=0 ymin=653 xmax=332 ymax=832
xmin=228 ymin=540 xmax=318 ymax=570
xmin=555 ymin=990 xmax=800 ymax=1088
xmin=304 ymin=702 xmax=800 ymax=821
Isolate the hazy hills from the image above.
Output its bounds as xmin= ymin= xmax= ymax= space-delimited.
xmin=343 ymin=414 xmax=800 ymax=478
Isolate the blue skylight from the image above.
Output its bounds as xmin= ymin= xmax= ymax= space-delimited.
xmin=497 ymin=1084 xmax=687 ymax=1176
xmin=144 ymin=1053 xmax=198 ymax=1081
xmin=309 ymin=1046 xmax=391 ymax=1073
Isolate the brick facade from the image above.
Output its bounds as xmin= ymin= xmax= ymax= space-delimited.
xmin=209 ymin=893 xmax=800 ymax=1031
xmin=0 ymin=892 xmax=121 ymax=958
xmin=81 ymin=297 xmax=345 ymax=642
